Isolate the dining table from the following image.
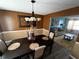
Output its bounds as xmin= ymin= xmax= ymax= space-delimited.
xmin=2 ymin=35 xmax=52 ymax=59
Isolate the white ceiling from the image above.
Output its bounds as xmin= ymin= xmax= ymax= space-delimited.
xmin=0 ymin=0 xmax=79 ymax=15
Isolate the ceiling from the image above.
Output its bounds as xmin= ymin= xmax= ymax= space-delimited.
xmin=0 ymin=0 xmax=79 ymax=15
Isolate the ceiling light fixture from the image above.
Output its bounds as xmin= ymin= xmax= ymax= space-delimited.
xmin=25 ymin=0 xmax=41 ymax=27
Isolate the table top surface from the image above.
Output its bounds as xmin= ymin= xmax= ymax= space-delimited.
xmin=2 ymin=35 xmax=49 ymax=59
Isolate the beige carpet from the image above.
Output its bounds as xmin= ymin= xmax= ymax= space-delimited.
xmin=54 ymin=35 xmax=77 ymax=59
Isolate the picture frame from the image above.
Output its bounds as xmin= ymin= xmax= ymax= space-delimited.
xmin=18 ymin=15 xmax=31 ymax=27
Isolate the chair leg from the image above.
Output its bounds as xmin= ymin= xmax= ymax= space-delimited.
xmin=14 ymin=57 xmax=21 ymax=59
xmin=50 ymin=45 xmax=52 ymax=54
xmin=40 ymin=56 xmax=43 ymax=59
xmin=29 ymin=52 xmax=34 ymax=59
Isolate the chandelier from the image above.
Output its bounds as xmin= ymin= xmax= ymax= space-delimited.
xmin=25 ymin=0 xmax=41 ymax=27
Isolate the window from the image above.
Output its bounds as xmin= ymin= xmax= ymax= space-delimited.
xmin=67 ymin=20 xmax=74 ymax=30
xmin=73 ymin=20 xmax=79 ymax=30
xmin=67 ymin=20 xmax=79 ymax=30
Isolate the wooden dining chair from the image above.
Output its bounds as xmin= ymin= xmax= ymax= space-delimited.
xmin=29 ymin=45 xmax=46 ymax=59
xmin=41 ymin=32 xmax=55 ymax=56
xmin=0 ymin=25 xmax=7 ymax=56
xmin=0 ymin=39 xmax=7 ymax=56
xmin=49 ymin=32 xmax=55 ymax=40
xmin=48 ymin=32 xmax=55 ymax=54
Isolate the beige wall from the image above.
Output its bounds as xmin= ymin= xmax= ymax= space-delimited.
xmin=0 ymin=28 xmax=49 ymax=41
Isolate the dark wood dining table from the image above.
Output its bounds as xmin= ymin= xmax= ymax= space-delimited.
xmin=2 ymin=35 xmax=51 ymax=59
